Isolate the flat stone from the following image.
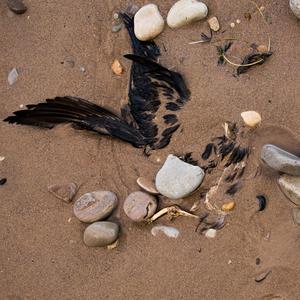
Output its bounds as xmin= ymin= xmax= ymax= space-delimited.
xmin=292 ymin=207 xmax=300 ymax=225
xmin=155 ymin=154 xmax=205 ymax=199
xmin=123 ymin=191 xmax=157 ymax=222
xmin=73 ymin=191 xmax=118 ymax=223
xmin=48 ymin=182 xmax=77 ymax=203
xmin=137 ymin=177 xmax=160 ymax=195
xmin=208 ymin=16 xmax=220 ymax=32
xmin=278 ymin=175 xmax=300 ymax=206
xmin=8 ymin=68 xmax=18 ymax=85
xmin=134 ymin=4 xmax=164 ymax=41
xmin=261 ymin=144 xmax=300 ymax=176
xmin=83 ymin=221 xmax=119 ymax=247
xmin=241 ymin=111 xmax=261 ymax=127
xmin=151 ymin=226 xmax=179 ymax=238
xmin=7 ymin=0 xmax=27 ymax=14
xmin=167 ymin=0 xmax=208 ymax=29
xmin=290 ymin=0 xmax=300 ymax=19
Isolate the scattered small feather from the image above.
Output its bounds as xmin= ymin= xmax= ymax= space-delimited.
xmin=201 ymin=143 xmax=214 ymax=160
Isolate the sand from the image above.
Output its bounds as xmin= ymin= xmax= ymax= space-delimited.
xmin=1 ymin=0 xmax=300 ymax=299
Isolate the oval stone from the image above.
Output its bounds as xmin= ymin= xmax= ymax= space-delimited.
xmin=261 ymin=144 xmax=300 ymax=176
xmin=167 ymin=0 xmax=208 ymax=29
xmin=83 ymin=221 xmax=119 ymax=247
xmin=134 ymin=4 xmax=164 ymax=41
xmin=123 ymin=191 xmax=157 ymax=222
xmin=73 ymin=191 xmax=118 ymax=223
xmin=278 ymin=175 xmax=300 ymax=206
xmin=290 ymin=0 xmax=300 ymax=19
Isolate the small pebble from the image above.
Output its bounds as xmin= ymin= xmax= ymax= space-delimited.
xmin=113 ymin=12 xmax=119 ymax=20
xmin=83 ymin=221 xmax=119 ymax=247
xmin=261 ymin=145 xmax=300 ymax=176
xmin=48 ymin=182 xmax=78 ymax=203
xmin=257 ymin=45 xmax=268 ymax=53
xmin=222 ymin=201 xmax=235 ymax=212
xmin=155 ymin=154 xmax=205 ymax=199
xmin=230 ymin=22 xmax=235 ymax=28
xmin=151 ymin=226 xmax=179 ymax=238
xmin=19 ymin=104 xmax=24 ymax=108
xmin=8 ymin=68 xmax=18 ymax=85
xmin=236 ymin=19 xmax=241 ymax=24
xmin=7 ymin=0 xmax=27 ymax=14
xmin=255 ymin=269 xmax=271 ymax=282
xmin=134 ymin=4 xmax=164 ymax=41
xmin=228 ymin=260 xmax=232 ymax=265
xmin=167 ymin=0 xmax=208 ymax=29
xmin=137 ymin=177 xmax=160 ymax=195
xmin=111 ymin=59 xmax=123 ymax=75
xmin=208 ymin=16 xmax=220 ymax=32
xmin=79 ymin=66 xmax=86 ymax=73
xmin=241 ymin=111 xmax=261 ymax=127
xmin=73 ymin=191 xmax=118 ymax=223
xmin=292 ymin=207 xmax=300 ymax=225
xmin=256 ymin=257 xmax=261 ymax=265
xmin=205 ymin=229 xmax=217 ymax=238
xmin=112 ymin=23 xmax=122 ymax=33
xmin=0 ymin=156 xmax=5 ymax=162
xmin=123 ymin=191 xmax=157 ymax=222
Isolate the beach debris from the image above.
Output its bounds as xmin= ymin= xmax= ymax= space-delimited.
xmin=7 ymin=0 xmax=27 ymax=14
xmin=48 ymin=182 xmax=78 ymax=203
xmin=256 ymin=195 xmax=267 ymax=212
xmin=0 ymin=178 xmax=7 ymax=185
xmin=201 ymin=143 xmax=215 ymax=160
xmin=205 ymin=228 xmax=217 ymax=238
xmin=111 ymin=59 xmax=123 ymax=75
xmin=217 ymin=42 xmax=233 ymax=65
xmin=167 ymin=0 xmax=208 ymax=29
xmin=126 ymin=3 xmax=139 ymax=16
xmin=112 ymin=23 xmax=123 ymax=33
xmin=278 ymin=175 xmax=300 ymax=206
xmin=177 ymin=152 xmax=198 ymax=166
xmin=261 ymin=144 xmax=300 ymax=176
xmin=222 ymin=201 xmax=236 ymax=212
xmin=226 ymin=182 xmax=241 ymax=195
xmin=196 ymin=214 xmax=225 ymax=233
xmin=241 ymin=111 xmax=262 ymax=128
xmin=236 ymin=52 xmax=272 ymax=75
xmin=244 ymin=12 xmax=252 ymax=21
xmin=107 ymin=239 xmax=119 ymax=250
xmin=137 ymin=177 xmax=160 ymax=195
xmin=151 ymin=225 xmax=179 ymax=238
xmin=256 ymin=258 xmax=261 ymax=265
xmin=134 ymin=4 xmax=164 ymax=41
xmin=155 ymin=154 xmax=205 ymax=199
xmin=189 ymin=30 xmax=212 ymax=44
xmin=123 ymin=191 xmax=157 ymax=222
xmin=73 ymin=191 xmax=118 ymax=223
xmin=292 ymin=207 xmax=300 ymax=225
xmin=79 ymin=66 xmax=86 ymax=73
xmin=290 ymin=0 xmax=300 ymax=19
xmin=149 ymin=205 xmax=199 ymax=223
xmin=255 ymin=269 xmax=272 ymax=283
xmin=8 ymin=68 xmax=18 ymax=85
xmin=83 ymin=221 xmax=119 ymax=247
xmin=208 ymin=16 xmax=220 ymax=32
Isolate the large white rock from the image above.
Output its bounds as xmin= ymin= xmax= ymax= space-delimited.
xmin=134 ymin=4 xmax=164 ymax=41
xmin=155 ymin=154 xmax=205 ymax=199
xmin=290 ymin=0 xmax=300 ymax=19
xmin=278 ymin=175 xmax=300 ymax=206
xmin=167 ymin=0 xmax=208 ymax=29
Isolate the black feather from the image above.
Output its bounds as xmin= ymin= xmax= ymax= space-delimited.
xmin=201 ymin=143 xmax=214 ymax=160
xmin=226 ymin=183 xmax=240 ymax=195
xmin=163 ymin=114 xmax=178 ymax=125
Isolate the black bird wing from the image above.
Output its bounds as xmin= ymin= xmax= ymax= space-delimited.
xmin=121 ymin=13 xmax=191 ymax=149
xmin=4 ymin=96 xmax=146 ymax=147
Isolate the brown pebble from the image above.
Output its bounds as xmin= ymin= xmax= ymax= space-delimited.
xmin=255 ymin=269 xmax=271 ymax=282
xmin=208 ymin=16 xmax=220 ymax=32
xmin=137 ymin=177 xmax=160 ymax=195
xmin=111 ymin=59 xmax=123 ymax=75
xmin=222 ymin=201 xmax=235 ymax=212
xmin=123 ymin=191 xmax=157 ymax=222
xmin=257 ymin=45 xmax=268 ymax=53
xmin=48 ymin=182 xmax=77 ymax=203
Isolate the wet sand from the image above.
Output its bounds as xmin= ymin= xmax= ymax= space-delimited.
xmin=1 ymin=0 xmax=300 ymax=299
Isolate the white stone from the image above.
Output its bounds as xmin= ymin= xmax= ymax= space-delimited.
xmin=208 ymin=16 xmax=220 ymax=32
xmin=278 ymin=175 xmax=300 ymax=206
xmin=151 ymin=226 xmax=179 ymax=238
xmin=155 ymin=154 xmax=205 ymax=199
xmin=205 ymin=229 xmax=217 ymax=238
xmin=167 ymin=0 xmax=208 ymax=29
xmin=241 ymin=111 xmax=261 ymax=127
xmin=8 ymin=68 xmax=18 ymax=85
xmin=134 ymin=4 xmax=164 ymax=41
xmin=290 ymin=0 xmax=300 ymax=19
